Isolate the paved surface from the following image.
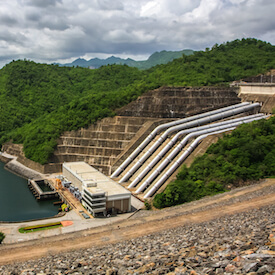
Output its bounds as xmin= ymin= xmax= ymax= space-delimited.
xmin=0 ymin=179 xmax=274 ymax=267
xmin=0 ymin=192 xmax=144 ymax=244
xmin=0 ymin=206 xmax=136 ymax=244
xmin=48 ymin=178 xmax=94 ymax=219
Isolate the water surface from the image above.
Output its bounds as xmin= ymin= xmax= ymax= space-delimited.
xmin=0 ymin=162 xmax=59 ymax=222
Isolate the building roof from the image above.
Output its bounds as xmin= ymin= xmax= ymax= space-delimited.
xmin=63 ymin=162 xmax=131 ymax=198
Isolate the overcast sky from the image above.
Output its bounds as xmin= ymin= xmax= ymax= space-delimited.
xmin=0 ymin=0 xmax=274 ymax=67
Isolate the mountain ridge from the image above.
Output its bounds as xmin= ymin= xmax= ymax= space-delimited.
xmin=59 ymin=49 xmax=194 ymax=69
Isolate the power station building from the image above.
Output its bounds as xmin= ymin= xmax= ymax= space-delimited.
xmin=62 ymin=162 xmax=131 ymax=216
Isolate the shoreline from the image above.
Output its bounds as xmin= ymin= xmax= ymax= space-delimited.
xmin=0 ymin=152 xmax=44 ymax=180
xmin=4 ymin=159 xmax=43 ymax=180
xmin=0 ymin=211 xmax=66 ymax=224
xmin=0 ymin=152 xmax=62 ymax=224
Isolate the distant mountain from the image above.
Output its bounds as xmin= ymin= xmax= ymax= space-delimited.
xmin=60 ymin=50 xmax=194 ymax=69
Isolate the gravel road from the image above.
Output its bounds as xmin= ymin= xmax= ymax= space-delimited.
xmin=0 ymin=179 xmax=274 ymax=275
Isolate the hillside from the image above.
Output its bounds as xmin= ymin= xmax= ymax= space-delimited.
xmin=60 ymin=49 xmax=194 ymax=69
xmin=0 ymin=38 xmax=274 ymax=164
xmin=0 ymin=63 xmax=144 ymax=164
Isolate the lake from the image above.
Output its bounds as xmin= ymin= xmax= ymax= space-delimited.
xmin=0 ymin=162 xmax=59 ymax=222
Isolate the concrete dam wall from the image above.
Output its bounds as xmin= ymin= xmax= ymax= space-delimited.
xmin=51 ymin=116 xmax=159 ymax=175
xmin=2 ymin=86 xmax=243 ymax=175
xmin=238 ymin=83 xmax=275 ymax=113
xmin=117 ymin=86 xmax=240 ymax=118
xmin=49 ymin=86 xmax=241 ymax=175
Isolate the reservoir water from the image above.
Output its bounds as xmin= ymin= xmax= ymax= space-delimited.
xmin=0 ymin=162 xmax=59 ymax=222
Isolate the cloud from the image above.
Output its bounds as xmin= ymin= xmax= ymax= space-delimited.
xmin=0 ymin=30 xmax=26 ymax=45
xmin=96 ymin=0 xmax=124 ymax=11
xmin=183 ymin=0 xmax=222 ymax=23
xmin=23 ymin=0 xmax=63 ymax=8
xmin=0 ymin=14 xmax=18 ymax=26
xmin=0 ymin=0 xmax=273 ymax=67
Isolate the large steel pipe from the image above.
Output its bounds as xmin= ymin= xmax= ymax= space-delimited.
xmin=143 ymin=115 xmax=268 ymax=198
xmin=119 ymin=102 xmax=260 ymax=183
xmin=143 ymin=129 xmax=235 ymax=198
xmin=136 ymin=114 xmax=267 ymax=193
xmin=130 ymin=113 xmax=265 ymax=188
xmin=110 ymin=102 xmax=250 ymax=178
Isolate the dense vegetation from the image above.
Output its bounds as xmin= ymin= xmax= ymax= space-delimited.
xmin=0 ymin=63 xmax=144 ymax=163
xmin=153 ymin=116 xmax=275 ymax=209
xmin=0 ymin=38 xmax=274 ymax=164
xmin=0 ymin=232 xmax=5 ymax=244
xmin=147 ymin=38 xmax=275 ymax=86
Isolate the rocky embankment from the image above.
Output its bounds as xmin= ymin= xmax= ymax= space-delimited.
xmin=1 ymin=205 xmax=274 ymax=274
xmin=4 ymin=159 xmax=43 ymax=180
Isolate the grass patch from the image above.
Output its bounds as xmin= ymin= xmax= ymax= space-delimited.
xmin=19 ymin=222 xmax=63 ymax=233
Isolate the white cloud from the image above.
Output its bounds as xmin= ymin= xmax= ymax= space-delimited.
xmin=96 ymin=0 xmax=124 ymax=11
xmin=23 ymin=0 xmax=63 ymax=8
xmin=228 ymin=0 xmax=246 ymax=4
xmin=0 ymin=0 xmax=273 ymax=67
xmin=140 ymin=1 xmax=161 ymax=17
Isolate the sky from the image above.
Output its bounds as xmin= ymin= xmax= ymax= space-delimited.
xmin=0 ymin=0 xmax=274 ymax=67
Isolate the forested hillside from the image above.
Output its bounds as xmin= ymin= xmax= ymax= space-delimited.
xmin=0 ymin=38 xmax=274 ymax=164
xmin=153 ymin=116 xmax=275 ymax=208
xmin=0 ymin=63 xmax=144 ymax=163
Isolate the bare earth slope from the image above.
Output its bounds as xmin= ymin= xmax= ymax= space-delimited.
xmin=0 ymin=179 xmax=274 ymax=274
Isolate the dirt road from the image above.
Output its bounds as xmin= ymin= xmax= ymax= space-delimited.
xmin=0 ymin=179 xmax=274 ymax=265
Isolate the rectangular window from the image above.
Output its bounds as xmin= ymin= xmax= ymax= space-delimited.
xmin=84 ymin=194 xmax=106 ymax=207
xmin=84 ymin=189 xmax=105 ymax=200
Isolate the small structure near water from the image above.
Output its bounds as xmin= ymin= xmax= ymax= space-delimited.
xmin=28 ymin=179 xmax=58 ymax=200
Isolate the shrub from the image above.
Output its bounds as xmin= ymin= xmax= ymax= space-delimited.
xmin=144 ymin=200 xmax=152 ymax=210
xmin=0 ymin=232 xmax=5 ymax=244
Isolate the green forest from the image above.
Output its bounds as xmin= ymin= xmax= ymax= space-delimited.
xmin=153 ymin=116 xmax=275 ymax=208
xmin=0 ymin=38 xmax=274 ymax=164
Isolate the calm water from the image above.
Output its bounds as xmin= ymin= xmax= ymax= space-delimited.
xmin=0 ymin=162 xmax=59 ymax=222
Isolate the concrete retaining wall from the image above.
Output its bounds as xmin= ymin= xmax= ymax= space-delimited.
xmin=5 ymin=159 xmax=43 ymax=179
xmin=117 ymin=86 xmax=240 ymax=118
xmin=0 ymin=155 xmax=11 ymax=164
xmin=238 ymin=84 xmax=275 ymax=113
xmin=239 ymin=84 xmax=275 ymax=95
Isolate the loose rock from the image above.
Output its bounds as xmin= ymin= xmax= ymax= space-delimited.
xmin=0 ymin=202 xmax=274 ymax=274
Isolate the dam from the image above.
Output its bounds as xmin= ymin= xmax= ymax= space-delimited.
xmin=1 ymin=79 xmax=274 ymax=202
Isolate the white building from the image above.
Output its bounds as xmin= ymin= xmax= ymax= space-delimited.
xmin=63 ymin=162 xmax=131 ymax=216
